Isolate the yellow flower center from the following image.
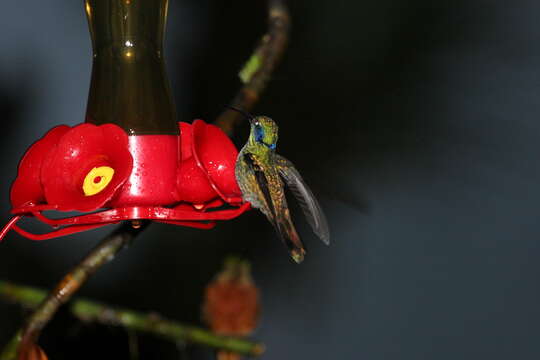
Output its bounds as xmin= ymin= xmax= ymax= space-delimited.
xmin=83 ymin=166 xmax=115 ymax=196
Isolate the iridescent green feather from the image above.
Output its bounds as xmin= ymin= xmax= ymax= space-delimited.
xmin=235 ymin=115 xmax=330 ymax=263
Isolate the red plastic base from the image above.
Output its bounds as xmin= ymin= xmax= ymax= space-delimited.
xmin=5 ymin=121 xmax=248 ymax=242
xmin=111 ymin=135 xmax=179 ymax=207
xmin=2 ymin=202 xmax=251 ymax=241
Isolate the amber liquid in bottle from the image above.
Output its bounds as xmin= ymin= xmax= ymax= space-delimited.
xmin=85 ymin=0 xmax=179 ymax=206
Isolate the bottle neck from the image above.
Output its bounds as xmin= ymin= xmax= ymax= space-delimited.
xmin=84 ymin=0 xmax=177 ymax=135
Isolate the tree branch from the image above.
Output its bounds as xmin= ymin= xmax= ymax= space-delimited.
xmin=0 ymin=281 xmax=264 ymax=357
xmin=8 ymin=221 xmax=149 ymax=359
xmin=214 ymin=0 xmax=290 ymax=134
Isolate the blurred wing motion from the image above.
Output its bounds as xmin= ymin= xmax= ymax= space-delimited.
xmin=275 ymin=155 xmax=330 ymax=245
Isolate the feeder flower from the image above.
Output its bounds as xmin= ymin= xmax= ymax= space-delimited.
xmin=11 ymin=123 xmax=133 ymax=212
xmin=10 ymin=125 xmax=70 ymax=209
xmin=177 ymin=120 xmax=242 ymax=206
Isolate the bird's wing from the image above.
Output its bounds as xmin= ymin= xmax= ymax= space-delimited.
xmin=275 ymin=155 xmax=330 ymax=245
xmin=243 ymin=153 xmax=306 ymax=263
xmin=242 ymin=153 xmax=278 ymax=220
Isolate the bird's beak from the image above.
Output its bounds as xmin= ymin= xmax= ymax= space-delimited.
xmin=226 ymin=105 xmax=255 ymax=124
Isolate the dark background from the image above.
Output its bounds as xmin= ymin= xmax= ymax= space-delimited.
xmin=2 ymin=0 xmax=540 ymax=359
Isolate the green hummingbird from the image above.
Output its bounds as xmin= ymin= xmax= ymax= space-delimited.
xmin=233 ymin=109 xmax=330 ymax=263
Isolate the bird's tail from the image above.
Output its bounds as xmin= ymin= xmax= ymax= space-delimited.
xmin=274 ymin=211 xmax=306 ymax=264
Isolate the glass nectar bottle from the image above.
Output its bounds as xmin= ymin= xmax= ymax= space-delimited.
xmin=85 ymin=0 xmax=179 ymax=206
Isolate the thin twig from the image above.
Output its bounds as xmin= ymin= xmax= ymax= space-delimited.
xmin=0 ymin=332 xmax=20 ymax=360
xmin=11 ymin=221 xmax=149 ymax=359
xmin=214 ymin=0 xmax=290 ymax=134
xmin=0 ymin=281 xmax=264 ymax=357
xmin=73 ymin=300 xmax=264 ymax=356
xmin=127 ymin=329 xmax=139 ymax=360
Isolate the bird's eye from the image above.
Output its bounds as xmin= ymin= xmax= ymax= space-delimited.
xmin=255 ymin=124 xmax=264 ymax=143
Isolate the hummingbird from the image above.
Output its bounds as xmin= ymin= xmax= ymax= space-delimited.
xmin=233 ymin=108 xmax=330 ymax=263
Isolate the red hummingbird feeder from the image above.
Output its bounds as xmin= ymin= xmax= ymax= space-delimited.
xmin=1 ymin=0 xmax=250 ymax=241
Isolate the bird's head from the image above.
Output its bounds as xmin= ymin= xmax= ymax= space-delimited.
xmin=248 ymin=115 xmax=279 ymax=151
xmin=226 ymin=106 xmax=279 ymax=152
